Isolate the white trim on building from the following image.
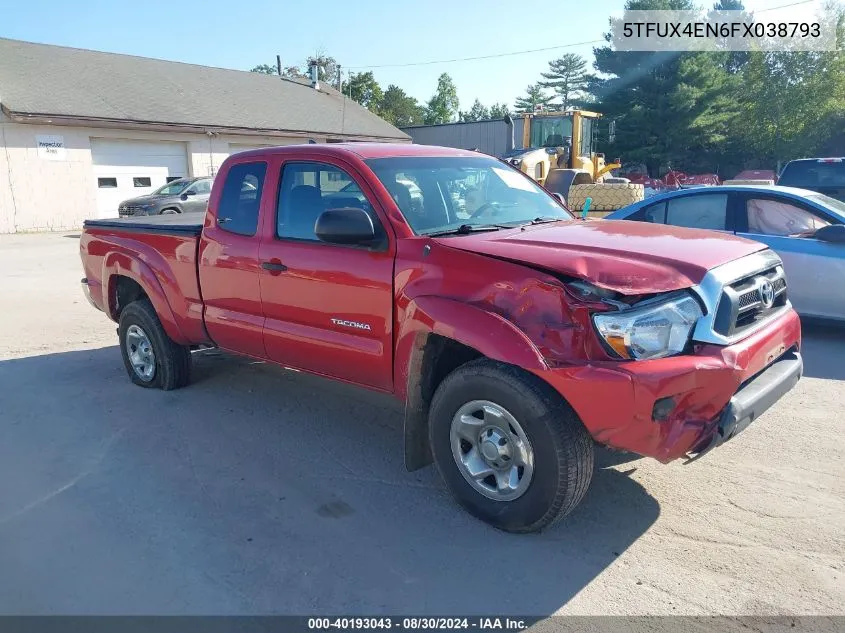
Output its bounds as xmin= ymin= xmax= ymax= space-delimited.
xmin=0 ymin=117 xmax=332 ymax=233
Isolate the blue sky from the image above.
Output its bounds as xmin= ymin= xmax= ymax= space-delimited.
xmin=1 ymin=0 xmax=819 ymax=111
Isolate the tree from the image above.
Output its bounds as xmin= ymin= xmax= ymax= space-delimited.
xmin=346 ymin=71 xmax=384 ymax=110
xmin=588 ymin=0 xmax=737 ymax=174
xmin=306 ymin=53 xmax=340 ymax=84
xmin=709 ymin=0 xmax=752 ymax=73
xmin=424 ymin=73 xmax=460 ymax=124
xmin=540 ymin=53 xmax=588 ymax=109
xmin=489 ymin=103 xmax=510 ymax=119
xmin=459 ymin=99 xmax=490 ymax=122
xmin=514 ymin=84 xmax=555 ymax=112
xmin=379 ymin=85 xmax=426 ymax=126
xmin=250 ymin=61 xmax=305 ymax=78
xmin=250 ymin=64 xmax=277 ymax=75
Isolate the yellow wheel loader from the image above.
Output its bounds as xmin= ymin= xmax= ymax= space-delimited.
xmin=502 ymin=110 xmax=643 ymax=215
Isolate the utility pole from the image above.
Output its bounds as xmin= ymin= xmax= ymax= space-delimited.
xmin=276 ymin=55 xmax=282 ymax=77
xmin=336 ymin=65 xmax=342 ymax=91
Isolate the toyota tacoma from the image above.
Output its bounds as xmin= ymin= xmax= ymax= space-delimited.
xmin=79 ymin=144 xmax=802 ymax=532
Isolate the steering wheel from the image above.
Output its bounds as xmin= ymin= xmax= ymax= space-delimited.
xmin=470 ymin=203 xmax=497 ymax=219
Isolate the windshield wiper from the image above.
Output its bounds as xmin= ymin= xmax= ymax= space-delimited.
xmin=504 ymin=217 xmax=564 ymax=228
xmin=426 ymin=224 xmax=505 ymax=237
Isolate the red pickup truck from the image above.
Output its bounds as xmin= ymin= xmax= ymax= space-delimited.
xmin=80 ymin=143 xmax=802 ymax=532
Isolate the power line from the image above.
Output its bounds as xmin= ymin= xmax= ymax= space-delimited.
xmin=756 ymin=0 xmax=816 ymax=12
xmin=344 ymin=0 xmax=817 ymax=71
xmin=346 ymin=39 xmax=604 ymax=70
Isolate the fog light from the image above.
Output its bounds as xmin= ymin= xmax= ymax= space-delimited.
xmin=652 ymin=397 xmax=676 ymax=422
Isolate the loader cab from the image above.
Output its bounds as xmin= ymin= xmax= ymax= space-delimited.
xmin=521 ymin=110 xmax=603 ymax=175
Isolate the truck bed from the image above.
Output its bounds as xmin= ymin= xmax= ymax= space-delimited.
xmin=80 ymin=211 xmax=208 ymax=345
xmin=83 ymin=212 xmax=204 ymax=236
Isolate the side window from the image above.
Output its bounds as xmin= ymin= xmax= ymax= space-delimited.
xmin=277 ymin=162 xmax=377 ymax=242
xmin=666 ymin=194 xmax=728 ymax=230
xmin=218 ymin=162 xmax=266 ymax=236
xmin=631 ymin=201 xmax=666 ymax=223
xmin=746 ymin=198 xmax=830 ymax=237
xmin=192 ymin=180 xmax=212 ymax=195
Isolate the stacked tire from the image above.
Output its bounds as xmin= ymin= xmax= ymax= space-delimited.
xmin=567 ymin=183 xmax=644 ymax=212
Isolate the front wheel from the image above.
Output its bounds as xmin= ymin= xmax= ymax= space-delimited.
xmin=429 ymin=359 xmax=594 ymax=533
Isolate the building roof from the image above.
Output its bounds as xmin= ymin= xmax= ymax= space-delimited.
xmin=0 ymin=38 xmax=409 ymax=141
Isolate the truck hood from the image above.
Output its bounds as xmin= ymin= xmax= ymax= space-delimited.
xmin=434 ymin=219 xmax=767 ymax=295
xmin=121 ymin=193 xmax=176 ymax=205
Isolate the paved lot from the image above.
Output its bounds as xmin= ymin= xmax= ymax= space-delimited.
xmin=0 ymin=232 xmax=842 ymax=616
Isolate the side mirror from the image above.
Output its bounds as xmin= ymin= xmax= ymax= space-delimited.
xmin=184 ymin=189 xmax=197 ymax=196
xmin=814 ymin=224 xmax=845 ymax=243
xmin=551 ymin=192 xmax=566 ymax=205
xmin=315 ymin=208 xmax=376 ymax=246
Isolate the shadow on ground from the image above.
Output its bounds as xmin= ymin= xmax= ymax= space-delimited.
xmin=800 ymin=319 xmax=845 ymax=380
xmin=0 ymin=346 xmax=659 ymax=615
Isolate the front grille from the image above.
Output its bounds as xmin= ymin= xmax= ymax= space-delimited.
xmin=713 ymin=265 xmax=788 ymax=337
xmin=118 ymin=204 xmax=144 ymax=217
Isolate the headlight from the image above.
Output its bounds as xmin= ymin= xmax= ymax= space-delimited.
xmin=593 ymin=293 xmax=703 ymax=360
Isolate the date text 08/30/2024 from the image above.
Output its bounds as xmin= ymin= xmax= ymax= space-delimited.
xmin=308 ymin=617 xmax=529 ymax=631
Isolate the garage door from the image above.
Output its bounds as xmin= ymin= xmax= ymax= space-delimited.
xmin=91 ymin=139 xmax=188 ymax=218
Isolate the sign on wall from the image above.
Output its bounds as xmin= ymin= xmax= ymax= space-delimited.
xmin=36 ymin=135 xmax=66 ymax=160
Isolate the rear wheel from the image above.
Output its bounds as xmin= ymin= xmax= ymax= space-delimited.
xmin=118 ymin=299 xmax=191 ymax=390
xmin=429 ymin=359 xmax=594 ymax=533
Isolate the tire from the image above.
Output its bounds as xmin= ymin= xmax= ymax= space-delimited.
xmin=429 ymin=359 xmax=594 ymax=533
xmin=160 ymin=208 xmax=180 ymax=215
xmin=118 ymin=299 xmax=192 ymax=390
xmin=568 ymin=183 xmax=644 ymax=211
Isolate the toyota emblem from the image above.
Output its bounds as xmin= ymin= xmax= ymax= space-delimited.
xmin=759 ymin=280 xmax=775 ymax=308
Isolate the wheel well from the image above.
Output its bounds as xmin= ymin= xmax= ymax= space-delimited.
xmin=404 ymin=334 xmax=483 ymax=471
xmin=112 ymin=276 xmax=148 ymax=319
xmin=420 ymin=335 xmax=482 ymax=409
xmin=160 ymin=207 xmax=181 ymax=214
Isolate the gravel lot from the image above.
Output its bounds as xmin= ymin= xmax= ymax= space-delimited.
xmin=0 ymin=232 xmax=842 ymax=616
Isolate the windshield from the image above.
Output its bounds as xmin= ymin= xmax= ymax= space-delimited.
xmin=778 ymin=160 xmax=845 ymax=187
xmin=153 ymin=180 xmax=190 ymax=195
xmin=365 ymin=156 xmax=571 ymax=235
xmin=530 ymin=116 xmax=573 ymax=148
xmin=807 ymin=193 xmax=845 ymax=218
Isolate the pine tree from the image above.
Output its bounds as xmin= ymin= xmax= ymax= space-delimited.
xmin=514 ymin=84 xmax=555 ymax=112
xmin=540 ymin=54 xmax=588 ymax=109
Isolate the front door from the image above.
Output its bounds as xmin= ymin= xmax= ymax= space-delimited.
xmin=258 ymin=158 xmax=395 ymax=391
xmin=182 ymin=179 xmax=213 ymax=213
xmin=735 ymin=194 xmax=845 ymax=319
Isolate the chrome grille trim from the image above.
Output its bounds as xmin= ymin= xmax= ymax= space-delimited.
xmin=690 ymin=249 xmax=791 ymax=345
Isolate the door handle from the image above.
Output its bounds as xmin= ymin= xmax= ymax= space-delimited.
xmin=261 ymin=261 xmax=288 ymax=272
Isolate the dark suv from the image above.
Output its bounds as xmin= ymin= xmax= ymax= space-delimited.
xmin=777 ymin=158 xmax=845 ymax=202
xmin=118 ymin=177 xmax=213 ymax=217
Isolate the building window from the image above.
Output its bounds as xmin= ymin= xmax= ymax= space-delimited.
xmin=166 ymin=176 xmax=182 ymax=183
xmin=133 ymin=177 xmax=152 ymax=187
xmin=98 ymin=177 xmax=118 ymax=188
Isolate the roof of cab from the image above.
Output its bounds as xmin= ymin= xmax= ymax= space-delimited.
xmin=230 ymin=143 xmax=485 ymax=161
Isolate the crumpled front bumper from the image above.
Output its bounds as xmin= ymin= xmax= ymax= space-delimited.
xmin=533 ymin=307 xmax=802 ymax=463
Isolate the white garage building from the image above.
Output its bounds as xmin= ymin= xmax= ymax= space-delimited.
xmin=0 ymin=38 xmax=410 ymax=233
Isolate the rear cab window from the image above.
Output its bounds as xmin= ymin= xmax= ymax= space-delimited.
xmin=217 ymin=162 xmax=267 ymax=236
xmin=778 ymin=159 xmax=845 ymax=188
